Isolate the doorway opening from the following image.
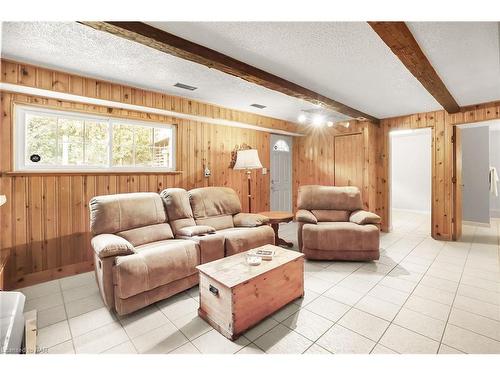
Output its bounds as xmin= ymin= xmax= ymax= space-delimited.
xmin=270 ymin=134 xmax=292 ymax=212
xmin=389 ymin=128 xmax=432 ymax=236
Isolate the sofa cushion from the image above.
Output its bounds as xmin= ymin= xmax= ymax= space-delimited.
xmin=297 ymin=185 xmax=363 ymax=211
xmin=113 ymin=240 xmax=199 ymax=299
xmin=117 ymin=223 xmax=174 ymax=246
xmin=217 ymin=226 xmax=275 ymax=256
xmin=311 ymin=209 xmax=350 ymax=222
xmin=160 ymin=188 xmax=196 ymax=235
xmin=302 ymin=222 xmax=379 ymax=252
xmin=161 ymin=188 xmax=193 ymax=220
xmin=90 ymin=192 xmax=166 ymax=235
xmin=189 ymin=187 xmax=242 ymax=218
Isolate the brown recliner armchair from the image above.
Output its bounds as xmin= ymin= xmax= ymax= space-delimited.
xmin=296 ymin=185 xmax=381 ymax=261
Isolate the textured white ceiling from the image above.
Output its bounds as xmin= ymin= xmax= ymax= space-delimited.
xmin=407 ymin=22 xmax=500 ymax=106
xmin=0 ymin=22 xmax=350 ymax=124
xmin=148 ymin=21 xmax=443 ymax=118
xmin=2 ymin=22 xmax=499 ymax=123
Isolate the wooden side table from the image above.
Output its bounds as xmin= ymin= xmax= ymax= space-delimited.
xmin=258 ymin=211 xmax=294 ymax=248
xmin=0 ymin=250 xmax=11 ymax=290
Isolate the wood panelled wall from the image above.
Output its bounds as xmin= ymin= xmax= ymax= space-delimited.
xmin=292 ymin=121 xmax=379 ymax=212
xmin=376 ymin=101 xmax=500 ymax=240
xmin=0 ymin=60 xmax=297 ymax=289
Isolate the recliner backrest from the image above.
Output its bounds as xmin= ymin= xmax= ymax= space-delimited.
xmin=188 ymin=187 xmax=242 ymax=230
xmin=89 ymin=192 xmax=173 ymax=246
xmin=297 ymin=185 xmax=363 ymax=213
xmin=160 ymin=188 xmax=196 ymax=235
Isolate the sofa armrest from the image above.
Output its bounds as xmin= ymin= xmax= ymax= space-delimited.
xmin=349 ymin=210 xmax=381 ymax=225
xmin=176 ymin=225 xmax=216 ymax=237
xmin=186 ymin=233 xmax=225 ymax=264
xmin=233 ymin=213 xmax=269 ymax=227
xmin=295 ymin=209 xmax=317 ymax=224
xmin=91 ymin=234 xmax=135 ymax=259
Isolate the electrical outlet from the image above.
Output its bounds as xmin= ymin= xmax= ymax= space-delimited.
xmin=262 ymin=168 xmax=267 ymax=175
xmin=204 ymin=167 xmax=211 ymax=177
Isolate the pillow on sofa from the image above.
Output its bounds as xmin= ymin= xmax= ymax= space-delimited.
xmin=349 ymin=210 xmax=381 ymax=225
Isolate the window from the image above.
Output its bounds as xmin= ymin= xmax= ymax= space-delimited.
xmin=273 ymin=139 xmax=290 ymax=152
xmin=15 ymin=105 xmax=176 ymax=172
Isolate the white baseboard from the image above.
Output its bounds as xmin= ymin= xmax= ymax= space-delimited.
xmin=490 ymin=209 xmax=500 ymax=218
xmin=462 ymin=220 xmax=491 ymax=227
xmin=392 ymin=208 xmax=431 ymax=215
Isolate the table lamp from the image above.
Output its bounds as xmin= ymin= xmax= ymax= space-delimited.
xmin=233 ymin=149 xmax=262 ymax=212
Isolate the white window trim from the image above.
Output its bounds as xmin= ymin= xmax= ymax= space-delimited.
xmin=14 ymin=104 xmax=177 ymax=173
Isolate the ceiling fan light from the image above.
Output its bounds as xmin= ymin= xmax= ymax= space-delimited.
xmin=312 ymin=115 xmax=324 ymax=126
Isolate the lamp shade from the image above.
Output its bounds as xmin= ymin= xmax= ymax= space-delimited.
xmin=0 ymin=195 xmax=6 ymax=207
xmin=233 ymin=149 xmax=263 ymax=170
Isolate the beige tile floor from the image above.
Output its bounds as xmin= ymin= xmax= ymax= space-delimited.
xmin=20 ymin=210 xmax=500 ymax=354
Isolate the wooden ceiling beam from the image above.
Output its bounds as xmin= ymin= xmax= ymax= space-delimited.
xmin=368 ymin=21 xmax=460 ymax=114
xmin=78 ymin=21 xmax=379 ymax=123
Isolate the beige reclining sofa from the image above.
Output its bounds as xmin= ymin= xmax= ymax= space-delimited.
xmin=89 ymin=187 xmax=274 ymax=315
xmin=296 ymin=185 xmax=381 ymax=261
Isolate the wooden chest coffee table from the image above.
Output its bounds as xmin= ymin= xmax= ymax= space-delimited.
xmin=196 ymin=245 xmax=304 ymax=340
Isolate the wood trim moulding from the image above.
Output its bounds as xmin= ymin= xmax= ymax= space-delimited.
xmin=3 ymin=171 xmax=183 ymax=177
xmin=79 ymin=21 xmax=380 ymax=123
xmin=0 ymin=82 xmax=305 ymax=137
xmin=368 ymin=21 xmax=461 ymax=114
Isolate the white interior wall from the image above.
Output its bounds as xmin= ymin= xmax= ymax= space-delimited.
xmin=390 ymin=129 xmax=432 ymax=214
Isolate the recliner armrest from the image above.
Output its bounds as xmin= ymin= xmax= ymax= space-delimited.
xmin=176 ymin=225 xmax=216 ymax=237
xmin=91 ymin=234 xmax=135 ymax=259
xmin=349 ymin=210 xmax=381 ymax=225
xmin=296 ymin=209 xmax=317 ymax=224
xmin=233 ymin=213 xmax=269 ymax=227
xmin=184 ymin=233 xmax=225 ymax=264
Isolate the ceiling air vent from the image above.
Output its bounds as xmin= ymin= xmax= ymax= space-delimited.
xmin=174 ymin=82 xmax=198 ymax=91
xmin=250 ymin=103 xmax=267 ymax=109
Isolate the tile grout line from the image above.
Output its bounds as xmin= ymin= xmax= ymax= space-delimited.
xmin=366 ymin=236 xmax=446 ymax=353
xmin=436 ymin=226 xmax=473 ymax=354
xmin=36 ymin=219 xmax=500 ymax=354
xmin=296 ymin=234 xmax=430 ymax=354
xmin=248 ymin=248 xmax=374 ymax=353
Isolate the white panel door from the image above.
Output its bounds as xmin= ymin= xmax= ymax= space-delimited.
xmin=270 ymin=134 xmax=292 ymax=212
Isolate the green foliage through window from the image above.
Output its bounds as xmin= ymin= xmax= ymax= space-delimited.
xmin=19 ymin=107 xmax=174 ymax=171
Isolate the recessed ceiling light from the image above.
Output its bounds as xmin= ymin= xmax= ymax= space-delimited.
xmin=174 ymin=82 xmax=198 ymax=91
xmin=250 ymin=103 xmax=267 ymax=109
xmin=312 ymin=115 xmax=324 ymax=126
xmin=298 ymin=114 xmax=307 ymax=123
xmin=326 ymin=121 xmax=334 ymax=127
